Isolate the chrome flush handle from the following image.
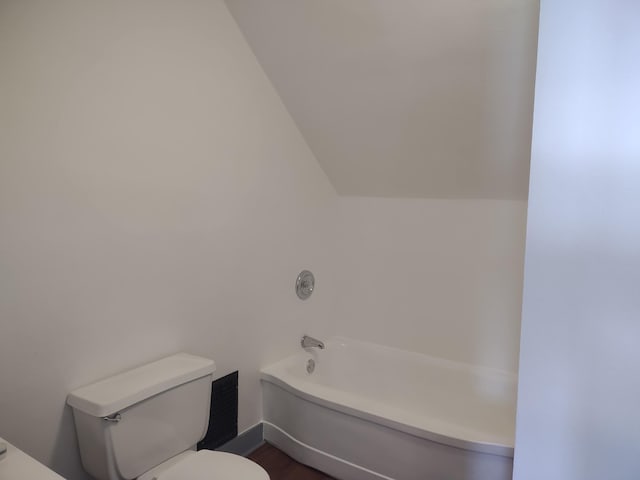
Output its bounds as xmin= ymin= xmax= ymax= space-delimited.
xmin=102 ymin=413 xmax=122 ymax=423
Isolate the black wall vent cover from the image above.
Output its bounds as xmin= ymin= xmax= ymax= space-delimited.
xmin=198 ymin=370 xmax=238 ymax=450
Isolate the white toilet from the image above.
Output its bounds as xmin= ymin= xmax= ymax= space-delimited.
xmin=67 ymin=353 xmax=269 ymax=480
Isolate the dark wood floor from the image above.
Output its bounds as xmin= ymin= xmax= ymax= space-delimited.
xmin=248 ymin=443 xmax=336 ymax=480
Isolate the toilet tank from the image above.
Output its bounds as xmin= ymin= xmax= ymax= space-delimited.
xmin=67 ymin=353 xmax=215 ymax=480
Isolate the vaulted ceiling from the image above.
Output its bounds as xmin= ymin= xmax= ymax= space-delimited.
xmin=225 ymin=0 xmax=539 ymax=199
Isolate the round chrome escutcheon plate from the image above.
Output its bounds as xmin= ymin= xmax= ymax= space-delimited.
xmin=296 ymin=270 xmax=315 ymax=300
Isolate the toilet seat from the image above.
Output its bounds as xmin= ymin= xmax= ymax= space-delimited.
xmin=155 ymin=450 xmax=269 ymax=480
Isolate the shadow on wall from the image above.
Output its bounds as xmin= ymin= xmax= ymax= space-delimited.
xmin=50 ymin=406 xmax=90 ymax=480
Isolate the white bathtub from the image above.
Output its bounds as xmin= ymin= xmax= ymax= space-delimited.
xmin=260 ymin=337 xmax=517 ymax=480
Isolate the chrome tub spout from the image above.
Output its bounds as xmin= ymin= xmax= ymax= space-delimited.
xmin=301 ymin=335 xmax=325 ymax=349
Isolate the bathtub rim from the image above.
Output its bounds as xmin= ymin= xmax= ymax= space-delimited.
xmin=260 ymin=338 xmax=515 ymax=459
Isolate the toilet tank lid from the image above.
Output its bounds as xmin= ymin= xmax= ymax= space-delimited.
xmin=67 ymin=353 xmax=215 ymax=417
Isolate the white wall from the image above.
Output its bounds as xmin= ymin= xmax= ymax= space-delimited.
xmin=514 ymin=1 xmax=640 ymax=478
xmin=0 ymin=1 xmax=338 ymax=479
xmin=226 ymin=0 xmax=539 ymax=200
xmin=335 ymin=197 xmax=527 ymax=373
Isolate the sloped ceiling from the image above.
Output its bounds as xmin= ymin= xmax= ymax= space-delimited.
xmin=225 ymin=0 xmax=539 ymax=199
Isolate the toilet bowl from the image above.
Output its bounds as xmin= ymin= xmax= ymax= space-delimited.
xmin=67 ymin=353 xmax=269 ymax=480
xmin=139 ymin=450 xmax=269 ymax=480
